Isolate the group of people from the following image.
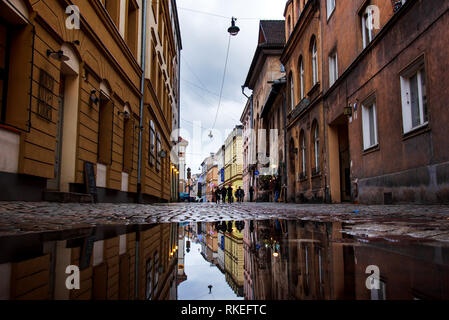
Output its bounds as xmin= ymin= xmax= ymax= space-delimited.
xmin=213 ymin=185 xmax=245 ymax=204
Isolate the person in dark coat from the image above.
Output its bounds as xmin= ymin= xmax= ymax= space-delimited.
xmin=236 ymin=186 xmax=244 ymax=203
xmin=221 ymin=186 xmax=227 ymax=203
xmin=214 ymin=188 xmax=220 ymax=204
xmin=227 ymin=185 xmax=234 ymax=204
xmin=249 ymin=186 xmax=254 ymax=202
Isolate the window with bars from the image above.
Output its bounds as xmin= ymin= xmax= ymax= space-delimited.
xmin=37 ymin=69 xmax=54 ymax=121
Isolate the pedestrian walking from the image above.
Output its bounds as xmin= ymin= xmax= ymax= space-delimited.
xmin=274 ymin=177 xmax=281 ymax=202
xmin=249 ymin=186 xmax=254 ymax=202
xmin=235 ymin=186 xmax=244 ymax=203
xmin=221 ymin=186 xmax=227 ymax=204
xmin=227 ymin=185 xmax=233 ymax=204
xmin=214 ymin=188 xmax=220 ymax=204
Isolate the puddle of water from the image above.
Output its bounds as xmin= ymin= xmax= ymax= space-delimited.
xmin=1 ymin=218 xmax=449 ymax=300
xmin=178 ymin=220 xmax=449 ymax=300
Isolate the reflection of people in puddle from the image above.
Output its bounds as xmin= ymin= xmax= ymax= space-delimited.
xmin=208 ymin=285 xmax=213 ymax=294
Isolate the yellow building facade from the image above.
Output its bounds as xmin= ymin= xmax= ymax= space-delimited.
xmin=224 ymin=125 xmax=243 ymax=200
xmin=0 ymin=0 xmax=181 ymax=203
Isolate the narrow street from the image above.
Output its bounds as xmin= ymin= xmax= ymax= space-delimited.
xmin=1 ymin=202 xmax=449 ymax=241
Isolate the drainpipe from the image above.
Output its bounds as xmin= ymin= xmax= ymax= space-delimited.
xmin=282 ymin=90 xmax=287 ymax=203
xmin=137 ymin=0 xmax=148 ymax=204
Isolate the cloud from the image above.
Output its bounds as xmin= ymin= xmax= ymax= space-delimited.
xmin=178 ymin=0 xmax=286 ymax=174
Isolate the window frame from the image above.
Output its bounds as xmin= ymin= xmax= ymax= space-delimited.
xmin=329 ymin=51 xmax=338 ymax=87
xmin=299 ymin=57 xmax=305 ymax=99
xmin=327 ymin=0 xmax=336 ymax=20
xmin=156 ymin=132 xmax=161 ymax=172
xmin=149 ymin=120 xmax=156 ymax=166
xmin=362 ymin=97 xmax=379 ymax=151
xmin=311 ymin=38 xmax=318 ymax=86
xmin=300 ymin=130 xmax=307 ymax=178
xmin=362 ymin=9 xmax=374 ymax=48
xmin=400 ymin=60 xmax=428 ymax=134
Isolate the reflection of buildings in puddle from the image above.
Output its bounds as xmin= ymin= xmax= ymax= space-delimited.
xmin=244 ymin=219 xmax=449 ymax=300
xmin=1 ymin=223 xmax=178 ymax=300
xmin=224 ymin=221 xmax=244 ymax=297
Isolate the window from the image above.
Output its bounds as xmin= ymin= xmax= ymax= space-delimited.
xmin=329 ymin=51 xmax=338 ymax=86
xmin=311 ymin=38 xmax=318 ymax=86
xmin=362 ymin=98 xmax=378 ymax=150
xmin=312 ymin=121 xmax=320 ymax=173
xmin=289 ymin=73 xmax=295 ymax=111
xmin=149 ymin=120 xmax=155 ymax=166
xmin=153 ymin=252 xmax=159 ymax=292
xmin=299 ymin=57 xmax=305 ymax=99
xmin=156 ymin=132 xmax=161 ymax=171
xmin=145 ymin=258 xmax=153 ymax=300
xmin=287 ymin=16 xmax=291 ymax=36
xmin=362 ymin=8 xmax=374 ymax=48
xmin=125 ymin=0 xmax=138 ymax=57
xmin=327 ymin=0 xmax=336 ymax=19
xmin=400 ymin=61 xmax=428 ymax=133
xmin=98 ymin=94 xmax=113 ymax=165
xmin=123 ymin=109 xmax=134 ymax=173
xmin=104 ymin=0 xmax=119 ymax=26
xmin=300 ymin=130 xmax=306 ymax=178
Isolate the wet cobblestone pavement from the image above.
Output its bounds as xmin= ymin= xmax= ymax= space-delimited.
xmin=1 ymin=202 xmax=449 ymax=243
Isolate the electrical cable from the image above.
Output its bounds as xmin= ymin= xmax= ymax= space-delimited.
xmin=211 ymin=34 xmax=232 ymax=130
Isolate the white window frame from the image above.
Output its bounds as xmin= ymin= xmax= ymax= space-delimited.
xmin=327 ymin=0 xmax=336 ymax=19
xmin=329 ymin=52 xmax=338 ymax=86
xmin=290 ymin=75 xmax=295 ymax=111
xmin=400 ymin=61 xmax=428 ymax=134
xmin=299 ymin=58 xmax=305 ymax=99
xmin=362 ymin=10 xmax=374 ymax=48
xmin=300 ymin=133 xmax=306 ymax=175
xmin=312 ymin=40 xmax=318 ymax=85
xmin=362 ymin=98 xmax=378 ymax=150
xmin=313 ymin=123 xmax=320 ymax=171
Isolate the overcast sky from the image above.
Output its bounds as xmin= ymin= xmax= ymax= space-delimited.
xmin=177 ymin=0 xmax=286 ymax=174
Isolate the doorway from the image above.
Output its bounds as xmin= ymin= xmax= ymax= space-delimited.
xmin=328 ymin=117 xmax=351 ymax=203
xmin=338 ymin=125 xmax=351 ymax=202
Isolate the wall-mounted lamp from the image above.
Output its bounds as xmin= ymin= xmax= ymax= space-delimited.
xmin=159 ymin=150 xmax=167 ymax=158
xmin=46 ymin=49 xmax=70 ymax=62
xmin=117 ymin=110 xmax=130 ymax=119
xmin=344 ymin=105 xmax=353 ymax=116
xmin=89 ymin=90 xmax=99 ymax=105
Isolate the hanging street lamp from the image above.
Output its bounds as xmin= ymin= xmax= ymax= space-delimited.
xmin=227 ymin=17 xmax=240 ymax=36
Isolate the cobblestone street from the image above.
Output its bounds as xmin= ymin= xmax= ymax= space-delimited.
xmin=1 ymin=202 xmax=449 ymax=242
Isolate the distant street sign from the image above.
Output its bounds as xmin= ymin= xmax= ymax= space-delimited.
xmin=254 ymin=171 xmax=260 ymax=176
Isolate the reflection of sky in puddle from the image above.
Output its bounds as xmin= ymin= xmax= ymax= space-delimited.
xmin=178 ymin=238 xmax=243 ymax=300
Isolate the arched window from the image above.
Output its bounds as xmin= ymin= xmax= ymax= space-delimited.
xmin=311 ymin=121 xmax=320 ymax=174
xmin=289 ymin=138 xmax=296 ymax=174
xmin=296 ymin=0 xmax=302 ymax=20
xmin=149 ymin=120 xmax=155 ymax=166
xmin=299 ymin=130 xmax=306 ymax=178
xmin=289 ymin=73 xmax=295 ymax=111
xmin=299 ymin=56 xmax=305 ymax=99
xmin=311 ymin=37 xmax=318 ymax=86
